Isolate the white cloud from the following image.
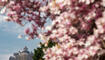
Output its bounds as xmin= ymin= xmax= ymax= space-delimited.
xmin=0 ymin=14 xmax=7 ymax=23
xmin=0 ymin=54 xmax=12 ymax=60
xmin=0 ymin=14 xmax=32 ymax=35
xmin=0 ymin=14 xmax=24 ymax=34
xmin=1 ymin=23 xmax=24 ymax=34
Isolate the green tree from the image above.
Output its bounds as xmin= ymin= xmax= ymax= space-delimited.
xmin=33 ymin=40 xmax=56 ymax=60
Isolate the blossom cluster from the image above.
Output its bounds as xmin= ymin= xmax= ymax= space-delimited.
xmin=0 ymin=0 xmax=8 ymax=6
xmin=5 ymin=0 xmax=51 ymax=39
xmin=42 ymin=0 xmax=105 ymax=60
xmin=2 ymin=0 xmax=105 ymax=60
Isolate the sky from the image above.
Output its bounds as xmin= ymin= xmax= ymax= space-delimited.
xmin=0 ymin=14 xmax=41 ymax=60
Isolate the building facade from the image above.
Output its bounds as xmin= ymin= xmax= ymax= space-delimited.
xmin=9 ymin=46 xmax=33 ymax=60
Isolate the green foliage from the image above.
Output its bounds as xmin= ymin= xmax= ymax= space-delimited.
xmin=33 ymin=40 xmax=56 ymax=60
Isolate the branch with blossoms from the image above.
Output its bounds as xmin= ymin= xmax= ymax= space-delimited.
xmin=1 ymin=0 xmax=105 ymax=60
xmin=0 ymin=0 xmax=8 ymax=6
